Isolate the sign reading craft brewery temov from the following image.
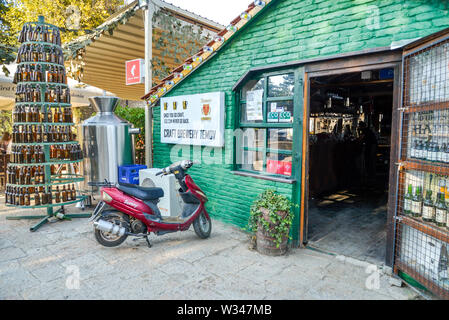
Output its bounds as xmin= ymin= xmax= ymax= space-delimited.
xmin=160 ymin=92 xmax=225 ymax=147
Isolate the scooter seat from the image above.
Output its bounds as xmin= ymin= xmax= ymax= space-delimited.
xmin=118 ymin=182 xmax=164 ymax=201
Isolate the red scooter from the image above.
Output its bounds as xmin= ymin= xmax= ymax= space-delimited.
xmin=89 ymin=160 xmax=211 ymax=247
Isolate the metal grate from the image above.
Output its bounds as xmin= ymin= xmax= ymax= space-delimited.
xmin=395 ymin=37 xmax=449 ymax=299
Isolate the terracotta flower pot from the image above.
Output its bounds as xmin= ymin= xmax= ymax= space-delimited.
xmin=255 ymin=207 xmax=289 ymax=256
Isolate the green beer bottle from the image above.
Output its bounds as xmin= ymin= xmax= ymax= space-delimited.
xmin=411 ymin=186 xmax=423 ymax=218
xmin=403 ymin=184 xmax=413 ymax=215
xmin=422 ymin=190 xmax=435 ymax=222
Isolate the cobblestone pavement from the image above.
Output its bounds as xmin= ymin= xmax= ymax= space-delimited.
xmin=0 ymin=200 xmax=419 ymax=300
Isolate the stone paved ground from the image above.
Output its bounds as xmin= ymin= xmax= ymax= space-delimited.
xmin=0 ymin=199 xmax=419 ymax=300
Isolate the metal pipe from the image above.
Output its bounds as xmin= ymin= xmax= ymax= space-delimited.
xmin=129 ymin=128 xmax=141 ymax=135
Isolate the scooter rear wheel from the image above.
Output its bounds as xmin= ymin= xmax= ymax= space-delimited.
xmin=193 ymin=211 xmax=211 ymax=239
xmin=94 ymin=211 xmax=129 ymax=247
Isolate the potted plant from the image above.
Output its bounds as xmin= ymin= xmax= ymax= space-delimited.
xmin=248 ymin=189 xmax=294 ymax=256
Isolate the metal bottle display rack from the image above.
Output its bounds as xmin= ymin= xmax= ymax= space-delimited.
xmin=5 ymin=16 xmax=90 ymax=231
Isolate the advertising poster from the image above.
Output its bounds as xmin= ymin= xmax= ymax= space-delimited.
xmin=160 ymin=92 xmax=225 ymax=147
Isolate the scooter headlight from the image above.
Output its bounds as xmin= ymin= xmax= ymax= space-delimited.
xmin=102 ymin=191 xmax=113 ymax=203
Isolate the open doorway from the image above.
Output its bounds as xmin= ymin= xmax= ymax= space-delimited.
xmin=306 ymin=68 xmax=394 ymax=265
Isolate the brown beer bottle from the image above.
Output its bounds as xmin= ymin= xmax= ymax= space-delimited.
xmin=25 ymin=168 xmax=31 ymax=185
xmin=25 ymin=189 xmax=31 ymax=206
xmin=62 ymin=185 xmax=68 ymax=202
xmin=71 ymin=184 xmax=76 ymax=200
xmin=39 ymin=146 xmax=45 ymax=163
xmin=47 ymin=186 xmax=53 ymax=204
xmin=41 ymin=188 xmax=48 ymax=205
xmin=19 ymin=188 xmax=25 ymax=206
xmin=40 ymin=166 xmax=45 ymax=184
xmin=55 ymin=186 xmax=60 ymax=203
xmin=53 ymin=105 xmax=59 ymax=123
xmin=15 ymin=187 xmax=20 ymax=205
xmin=34 ymin=189 xmax=40 ymax=206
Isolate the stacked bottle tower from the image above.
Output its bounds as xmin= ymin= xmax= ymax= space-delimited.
xmin=5 ymin=17 xmax=89 ymax=231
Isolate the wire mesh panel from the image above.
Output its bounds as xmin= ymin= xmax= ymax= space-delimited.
xmin=395 ymin=36 xmax=449 ymax=299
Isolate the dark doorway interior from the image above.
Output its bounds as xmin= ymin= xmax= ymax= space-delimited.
xmin=307 ymin=69 xmax=394 ymax=265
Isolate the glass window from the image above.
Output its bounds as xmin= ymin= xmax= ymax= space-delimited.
xmin=241 ymin=78 xmax=265 ymax=123
xmin=242 ymin=78 xmax=265 ymax=99
xmin=268 ymin=73 xmax=294 ymax=97
xmin=237 ymin=72 xmax=295 ymax=177
xmin=241 ymin=103 xmax=263 ymax=123
xmin=268 ymin=128 xmax=293 ymax=151
xmin=240 ymin=150 xmax=264 ymax=172
xmin=240 ymin=128 xmax=265 ymax=150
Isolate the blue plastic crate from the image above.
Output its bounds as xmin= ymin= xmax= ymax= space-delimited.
xmin=118 ymin=164 xmax=147 ymax=185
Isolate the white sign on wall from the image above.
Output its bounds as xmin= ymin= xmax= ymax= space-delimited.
xmin=160 ymin=92 xmax=225 ymax=147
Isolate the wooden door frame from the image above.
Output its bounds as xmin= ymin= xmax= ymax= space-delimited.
xmin=298 ymin=50 xmax=402 ymax=266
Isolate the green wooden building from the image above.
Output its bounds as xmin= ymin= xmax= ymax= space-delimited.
xmin=143 ymin=0 xmax=449 ymax=298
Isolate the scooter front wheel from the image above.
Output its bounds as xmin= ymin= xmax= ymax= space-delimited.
xmin=94 ymin=210 xmax=129 ymax=247
xmin=193 ymin=211 xmax=211 ymax=239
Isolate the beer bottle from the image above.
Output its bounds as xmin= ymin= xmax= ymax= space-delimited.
xmin=15 ymin=187 xmax=20 ymax=205
xmin=25 ymin=106 xmax=31 ymax=122
xmin=25 ymin=189 xmax=31 ymax=206
xmin=47 ymin=186 xmax=53 ymax=204
xmin=46 ymin=105 xmax=52 ymax=123
xmin=41 ymin=188 xmax=48 ymax=205
xmin=71 ymin=184 xmax=76 ymax=201
xmin=404 ymin=184 xmax=413 ymax=215
xmin=20 ymin=106 xmax=26 ymax=122
xmin=62 ymin=185 xmax=68 ymax=202
xmin=37 ymin=65 xmax=43 ymax=82
xmin=28 ymin=125 xmax=33 ymax=143
xmin=35 ymin=125 xmax=42 ymax=143
xmin=35 ymin=106 xmax=40 ymax=123
xmin=436 ymin=192 xmax=447 ymax=227
xmin=43 ymin=125 xmax=48 ymax=143
xmin=46 ymin=66 xmax=52 ymax=82
xmin=25 ymin=168 xmax=31 ymax=185
xmin=19 ymin=188 xmax=24 ymax=206
xmin=53 ymin=105 xmax=59 ymax=123
xmin=34 ymin=189 xmax=40 ymax=206
xmin=48 ymin=125 xmax=54 ymax=143
xmin=64 ymin=144 xmax=69 ymax=159
xmin=25 ymin=146 xmax=32 ymax=164
xmin=58 ymin=106 xmax=63 ymax=123
xmin=39 ymin=146 xmax=45 ymax=163
xmin=40 ymin=166 xmax=45 ymax=184
xmin=55 ymin=186 xmax=60 ymax=203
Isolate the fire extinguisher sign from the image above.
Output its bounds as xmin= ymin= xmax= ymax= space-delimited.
xmin=125 ymin=59 xmax=145 ymax=85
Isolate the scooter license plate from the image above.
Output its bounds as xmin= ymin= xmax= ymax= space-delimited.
xmin=88 ymin=201 xmax=106 ymax=222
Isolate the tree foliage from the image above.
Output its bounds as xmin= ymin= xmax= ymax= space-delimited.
xmin=0 ymin=0 xmax=124 ymax=74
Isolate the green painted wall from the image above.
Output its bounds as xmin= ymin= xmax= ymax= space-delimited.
xmin=152 ymin=0 xmax=449 ymax=238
